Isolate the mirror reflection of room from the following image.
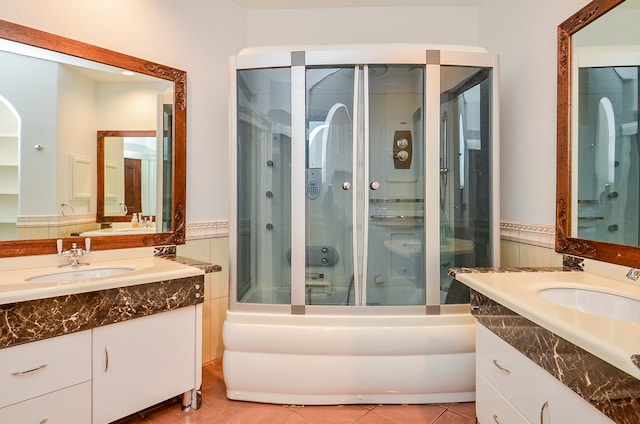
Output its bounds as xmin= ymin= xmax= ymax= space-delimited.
xmin=0 ymin=40 xmax=173 ymax=240
xmin=572 ymin=0 xmax=640 ymax=246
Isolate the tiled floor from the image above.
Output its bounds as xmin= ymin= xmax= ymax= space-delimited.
xmin=116 ymin=359 xmax=477 ymax=424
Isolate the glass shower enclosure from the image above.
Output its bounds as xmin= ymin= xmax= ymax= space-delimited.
xmin=231 ymin=46 xmax=499 ymax=315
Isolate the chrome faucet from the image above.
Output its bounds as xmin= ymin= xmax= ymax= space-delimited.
xmin=626 ymin=268 xmax=640 ymax=281
xmin=57 ymin=238 xmax=90 ymax=267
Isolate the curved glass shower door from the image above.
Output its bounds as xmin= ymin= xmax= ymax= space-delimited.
xmin=235 ymin=68 xmax=292 ymax=305
xmin=304 ymin=67 xmax=357 ymax=306
xmin=304 ymin=64 xmax=426 ymax=307
xmin=366 ymin=65 xmax=426 ymax=306
xmin=439 ymin=66 xmax=494 ymax=304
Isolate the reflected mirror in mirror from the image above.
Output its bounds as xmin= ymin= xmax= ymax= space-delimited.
xmin=104 ymin=133 xmax=158 ymax=219
xmin=96 ymin=130 xmax=173 ymax=236
xmin=0 ymin=19 xmax=186 ymax=257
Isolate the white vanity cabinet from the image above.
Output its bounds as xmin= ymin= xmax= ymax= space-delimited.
xmin=0 ymin=330 xmax=92 ymax=423
xmin=0 ymin=306 xmax=199 ymax=424
xmin=476 ymin=323 xmax=614 ymax=424
xmin=92 ymin=306 xmax=197 ymax=424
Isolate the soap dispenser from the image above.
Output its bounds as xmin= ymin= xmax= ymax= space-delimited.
xmin=131 ymin=212 xmax=139 ymax=228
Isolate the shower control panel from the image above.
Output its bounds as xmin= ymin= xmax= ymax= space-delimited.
xmin=306 ymin=168 xmax=321 ymax=200
xmin=393 ymin=130 xmax=412 ymax=170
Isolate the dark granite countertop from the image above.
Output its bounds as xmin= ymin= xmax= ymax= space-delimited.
xmin=164 ymin=256 xmax=222 ymax=273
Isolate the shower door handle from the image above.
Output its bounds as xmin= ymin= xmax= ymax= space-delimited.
xmin=441 ymin=113 xmax=449 ymax=185
xmin=369 ymin=181 xmax=380 ymax=190
xmin=342 ymin=182 xmax=351 ymax=191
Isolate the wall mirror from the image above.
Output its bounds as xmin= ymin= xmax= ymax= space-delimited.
xmin=0 ymin=20 xmax=186 ymax=257
xmin=557 ymin=0 xmax=640 ymax=266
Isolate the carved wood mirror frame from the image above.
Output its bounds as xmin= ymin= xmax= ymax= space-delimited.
xmin=97 ymin=130 xmax=158 ymax=223
xmin=555 ymin=0 xmax=637 ymax=266
xmin=0 ymin=20 xmax=186 ymax=257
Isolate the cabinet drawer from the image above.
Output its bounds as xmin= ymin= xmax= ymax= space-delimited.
xmin=476 ymin=323 xmax=537 ymax=420
xmin=0 ymin=381 xmax=91 ymax=424
xmin=476 ymin=373 xmax=529 ymax=424
xmin=0 ymin=330 xmax=91 ymax=408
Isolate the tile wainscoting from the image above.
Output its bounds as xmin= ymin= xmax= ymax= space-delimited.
xmin=500 ymin=220 xmax=563 ymax=268
xmin=178 ymin=220 xmax=229 ymax=364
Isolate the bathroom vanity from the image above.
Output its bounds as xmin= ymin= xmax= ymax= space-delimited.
xmin=0 ymin=16 xmax=207 ymax=423
xmin=0 ymin=256 xmax=208 ymax=424
xmin=476 ymin=323 xmax=612 ymax=424
xmin=455 ymin=270 xmax=640 ymax=424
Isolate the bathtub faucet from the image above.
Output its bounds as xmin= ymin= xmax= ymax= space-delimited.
xmin=626 ymin=268 xmax=640 ymax=281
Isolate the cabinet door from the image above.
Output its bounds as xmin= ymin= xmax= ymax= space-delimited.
xmin=0 ymin=381 xmax=91 ymax=424
xmin=536 ymin=365 xmax=614 ymax=424
xmin=92 ymin=307 xmax=196 ymax=424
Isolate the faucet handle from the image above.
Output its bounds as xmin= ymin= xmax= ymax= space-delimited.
xmin=626 ymin=268 xmax=640 ymax=281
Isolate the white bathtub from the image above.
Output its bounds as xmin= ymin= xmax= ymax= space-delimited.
xmin=222 ymin=309 xmax=476 ymax=405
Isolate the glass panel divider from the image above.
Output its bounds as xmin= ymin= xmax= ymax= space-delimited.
xmin=425 ymin=62 xmax=443 ymax=309
xmin=291 ymin=61 xmax=307 ymax=308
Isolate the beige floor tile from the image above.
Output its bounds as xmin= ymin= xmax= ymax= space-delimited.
xmin=117 ymin=360 xmax=476 ymax=424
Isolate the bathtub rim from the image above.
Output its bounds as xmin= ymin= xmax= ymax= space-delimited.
xmin=224 ymin=306 xmax=474 ymax=326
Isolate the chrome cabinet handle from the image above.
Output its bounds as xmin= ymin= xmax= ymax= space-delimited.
xmin=540 ymin=401 xmax=549 ymax=423
xmin=492 ymin=359 xmax=511 ymax=374
xmin=493 ymin=414 xmax=500 ymax=423
xmin=105 ymin=347 xmax=109 ymax=372
xmin=11 ymin=363 xmax=47 ymax=376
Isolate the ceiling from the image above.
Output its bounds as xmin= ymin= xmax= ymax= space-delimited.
xmin=230 ymin=0 xmax=478 ymax=8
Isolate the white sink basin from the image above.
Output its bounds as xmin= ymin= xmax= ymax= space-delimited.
xmin=538 ymin=287 xmax=640 ymax=322
xmin=79 ymin=227 xmax=156 ymax=236
xmin=26 ymin=267 xmax=135 ymax=283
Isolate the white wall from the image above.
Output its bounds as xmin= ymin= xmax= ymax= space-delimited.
xmin=0 ymin=51 xmax=59 ymax=215
xmin=96 ymin=81 xmax=169 ymax=130
xmin=477 ymin=0 xmax=590 ymax=226
xmin=246 ymin=6 xmax=478 ymax=47
xmin=57 ymin=65 xmax=97 ymax=214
